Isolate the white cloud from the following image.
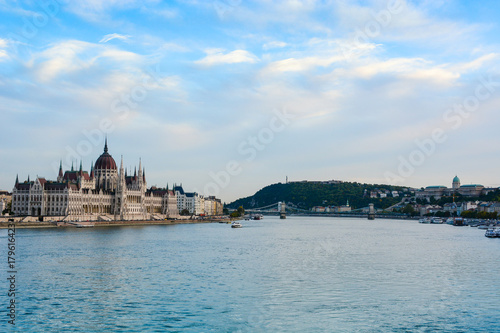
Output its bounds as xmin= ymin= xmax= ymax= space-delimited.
xmin=333 ymin=0 xmax=483 ymax=49
xmin=343 ymin=58 xmax=460 ymax=86
xmin=195 ymin=49 xmax=258 ymax=66
xmin=99 ymin=33 xmax=131 ymax=43
xmin=451 ymin=53 xmax=499 ymax=73
xmin=28 ymin=40 xmax=147 ymax=82
xmin=0 ymin=38 xmax=8 ymax=61
xmin=263 ymin=55 xmax=344 ymax=74
xmin=159 ymin=42 xmax=190 ymax=53
xmin=32 ymin=40 xmax=93 ymax=82
xmin=98 ymin=49 xmax=141 ymax=62
xmin=63 ymin=0 xmax=142 ymax=22
xmin=263 ymin=41 xmax=287 ymax=50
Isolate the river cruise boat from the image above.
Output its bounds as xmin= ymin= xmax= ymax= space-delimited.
xmin=485 ymin=228 xmax=500 ymax=238
xmin=431 ymin=217 xmax=443 ymax=224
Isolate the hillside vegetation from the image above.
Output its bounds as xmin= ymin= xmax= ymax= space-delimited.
xmin=227 ymin=181 xmax=410 ymax=210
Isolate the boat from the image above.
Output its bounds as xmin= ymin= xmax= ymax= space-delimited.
xmin=231 ymin=222 xmax=242 ymax=228
xmin=419 ymin=218 xmax=431 ymax=224
xmin=485 ymin=228 xmax=500 ymax=238
xmin=76 ymin=224 xmax=94 ymax=228
xmin=252 ymin=214 xmax=263 ymax=220
xmin=431 ymin=217 xmax=443 ymax=224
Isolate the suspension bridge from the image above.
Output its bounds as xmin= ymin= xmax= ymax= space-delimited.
xmin=244 ymin=202 xmax=309 ymax=215
xmin=242 ymin=202 xmax=403 ymax=220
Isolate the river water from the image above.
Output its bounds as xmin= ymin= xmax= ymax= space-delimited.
xmin=1 ymin=216 xmax=499 ymax=332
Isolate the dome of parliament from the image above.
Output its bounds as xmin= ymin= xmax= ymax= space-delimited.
xmin=94 ymin=140 xmax=117 ymax=170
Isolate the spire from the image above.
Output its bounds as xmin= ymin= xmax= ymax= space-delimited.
xmin=138 ymin=158 xmax=143 ymax=182
xmin=15 ymin=174 xmax=19 ymax=186
xmin=142 ymin=168 xmax=145 ymax=182
xmin=27 ymin=175 xmax=30 ymax=182
xmin=134 ymin=167 xmax=137 ymax=180
xmin=58 ymin=160 xmax=63 ymax=178
xmin=104 ymin=136 xmax=108 ymax=153
xmin=71 ymin=161 xmax=74 ymax=172
xmin=79 ymin=160 xmax=83 ymax=173
xmin=119 ymin=155 xmax=125 ymax=190
xmin=90 ymin=162 xmax=94 ymax=178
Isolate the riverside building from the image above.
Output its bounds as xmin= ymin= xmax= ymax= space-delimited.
xmin=415 ymin=175 xmax=496 ymax=200
xmin=10 ymin=140 xmax=197 ymax=221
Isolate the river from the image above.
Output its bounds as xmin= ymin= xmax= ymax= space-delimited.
xmin=1 ymin=216 xmax=499 ymax=332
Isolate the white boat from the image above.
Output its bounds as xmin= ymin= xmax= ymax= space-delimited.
xmin=76 ymin=224 xmax=94 ymax=228
xmin=431 ymin=217 xmax=443 ymax=224
xmin=485 ymin=228 xmax=500 ymax=238
xmin=231 ymin=222 xmax=242 ymax=228
xmin=419 ymin=218 xmax=431 ymax=224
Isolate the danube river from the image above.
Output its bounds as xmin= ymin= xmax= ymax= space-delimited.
xmin=1 ymin=216 xmax=500 ymax=332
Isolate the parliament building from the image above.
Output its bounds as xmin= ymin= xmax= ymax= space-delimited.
xmin=11 ymin=140 xmax=180 ymax=221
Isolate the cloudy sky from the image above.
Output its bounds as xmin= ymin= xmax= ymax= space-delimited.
xmin=1 ymin=0 xmax=500 ymax=202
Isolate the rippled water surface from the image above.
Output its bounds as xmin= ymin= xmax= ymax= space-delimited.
xmin=1 ymin=216 xmax=500 ymax=332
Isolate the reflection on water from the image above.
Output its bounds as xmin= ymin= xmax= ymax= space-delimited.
xmin=1 ymin=217 xmax=500 ymax=332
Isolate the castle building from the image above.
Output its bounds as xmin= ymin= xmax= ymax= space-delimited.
xmin=452 ymin=175 xmax=461 ymax=190
xmin=11 ymin=140 xmax=180 ymax=221
xmin=416 ymin=175 xmax=495 ymax=200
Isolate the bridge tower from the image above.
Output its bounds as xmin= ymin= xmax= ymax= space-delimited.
xmin=279 ymin=202 xmax=286 ymax=219
xmin=368 ymin=203 xmax=375 ymax=220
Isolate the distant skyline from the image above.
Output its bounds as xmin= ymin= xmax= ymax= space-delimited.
xmin=1 ymin=0 xmax=500 ymax=202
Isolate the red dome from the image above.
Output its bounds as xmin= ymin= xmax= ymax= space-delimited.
xmin=94 ymin=140 xmax=117 ymax=170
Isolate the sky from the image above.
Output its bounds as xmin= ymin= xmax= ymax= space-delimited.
xmin=1 ymin=0 xmax=500 ymax=203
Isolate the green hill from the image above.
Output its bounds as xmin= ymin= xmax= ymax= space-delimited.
xmin=227 ymin=181 xmax=412 ymax=210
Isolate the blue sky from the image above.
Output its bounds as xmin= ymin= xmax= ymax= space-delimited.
xmin=1 ymin=0 xmax=500 ymax=202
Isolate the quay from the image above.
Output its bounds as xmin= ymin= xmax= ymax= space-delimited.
xmin=0 ymin=217 xmax=232 ymax=229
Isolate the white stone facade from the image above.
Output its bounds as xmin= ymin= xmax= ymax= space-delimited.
xmin=11 ymin=142 xmax=178 ymax=221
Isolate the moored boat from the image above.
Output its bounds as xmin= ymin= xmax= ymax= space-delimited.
xmin=231 ymin=222 xmax=242 ymax=228
xmin=76 ymin=224 xmax=94 ymax=228
xmin=485 ymin=228 xmax=500 ymax=238
xmin=431 ymin=217 xmax=443 ymax=224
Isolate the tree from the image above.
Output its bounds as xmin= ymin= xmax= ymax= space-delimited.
xmin=180 ymin=209 xmax=190 ymax=216
xmin=230 ymin=206 xmax=245 ymax=218
xmin=461 ymin=210 xmax=476 ymax=218
xmin=402 ymin=204 xmax=415 ymax=215
xmin=2 ymin=201 xmax=11 ymax=215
